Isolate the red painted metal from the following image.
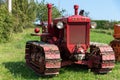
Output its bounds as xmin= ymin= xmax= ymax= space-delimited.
xmin=74 ymin=5 xmax=79 ymax=15
xmin=113 ymin=24 xmax=120 ymax=39
xmin=34 ymin=27 xmax=40 ymax=33
xmin=26 ymin=3 xmax=115 ymax=75
xmin=66 ymin=23 xmax=89 ymax=53
xmin=110 ymin=40 xmax=120 ymax=61
xmin=31 ymin=33 xmax=50 ymax=36
xmin=75 ymin=60 xmax=87 ymax=65
xmin=101 ymin=63 xmax=115 ymax=68
xmin=68 ymin=15 xmax=90 ymax=22
xmin=61 ymin=60 xmax=73 ymax=67
xmin=47 ymin=4 xmax=52 ymax=33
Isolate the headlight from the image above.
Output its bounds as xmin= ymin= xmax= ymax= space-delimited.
xmin=56 ymin=22 xmax=64 ymax=29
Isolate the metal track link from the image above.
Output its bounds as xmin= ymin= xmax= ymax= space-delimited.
xmin=90 ymin=43 xmax=115 ymax=74
xmin=98 ymin=46 xmax=115 ymax=73
xmin=25 ymin=41 xmax=61 ymax=75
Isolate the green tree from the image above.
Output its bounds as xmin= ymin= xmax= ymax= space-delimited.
xmin=0 ymin=0 xmax=37 ymax=42
xmin=0 ymin=5 xmax=14 ymax=42
xmin=36 ymin=0 xmax=64 ymax=21
xmin=12 ymin=0 xmax=37 ymax=32
xmin=0 ymin=0 xmax=6 ymax=5
xmin=0 ymin=0 xmax=65 ymax=43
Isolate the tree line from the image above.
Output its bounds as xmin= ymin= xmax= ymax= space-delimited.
xmin=92 ymin=20 xmax=120 ymax=29
xmin=0 ymin=0 xmax=119 ymax=43
xmin=0 ymin=0 xmax=63 ymax=43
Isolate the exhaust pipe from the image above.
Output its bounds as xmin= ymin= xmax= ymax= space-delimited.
xmin=74 ymin=5 xmax=79 ymax=15
xmin=47 ymin=4 xmax=52 ymax=33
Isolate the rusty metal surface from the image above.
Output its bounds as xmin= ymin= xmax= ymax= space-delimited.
xmin=25 ymin=41 xmax=61 ymax=75
xmin=89 ymin=43 xmax=115 ymax=73
xmin=110 ymin=40 xmax=120 ymax=61
xmin=110 ymin=24 xmax=120 ymax=61
xmin=113 ymin=24 xmax=120 ymax=39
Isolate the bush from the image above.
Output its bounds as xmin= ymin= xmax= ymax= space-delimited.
xmin=0 ymin=5 xmax=14 ymax=43
xmin=12 ymin=0 xmax=36 ymax=33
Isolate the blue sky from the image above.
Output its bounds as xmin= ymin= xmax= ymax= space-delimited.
xmin=38 ymin=0 xmax=120 ymax=21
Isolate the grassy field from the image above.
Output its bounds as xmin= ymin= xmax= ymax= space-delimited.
xmin=0 ymin=28 xmax=120 ymax=80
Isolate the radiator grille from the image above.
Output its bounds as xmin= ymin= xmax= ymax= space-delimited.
xmin=69 ymin=24 xmax=86 ymax=44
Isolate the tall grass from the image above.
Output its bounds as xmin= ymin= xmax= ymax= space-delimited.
xmin=0 ymin=28 xmax=120 ymax=80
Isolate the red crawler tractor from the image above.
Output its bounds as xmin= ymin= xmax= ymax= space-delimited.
xmin=25 ymin=4 xmax=115 ymax=75
xmin=110 ymin=24 xmax=120 ymax=61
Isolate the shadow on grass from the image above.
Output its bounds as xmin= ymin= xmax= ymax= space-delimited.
xmin=60 ymin=64 xmax=89 ymax=74
xmin=3 ymin=61 xmax=54 ymax=80
xmin=3 ymin=61 xmax=90 ymax=79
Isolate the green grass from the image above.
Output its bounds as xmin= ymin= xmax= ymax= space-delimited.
xmin=91 ymin=29 xmax=113 ymax=35
xmin=90 ymin=29 xmax=114 ymax=44
xmin=0 ymin=28 xmax=120 ymax=80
